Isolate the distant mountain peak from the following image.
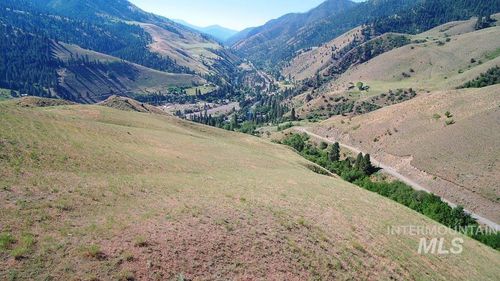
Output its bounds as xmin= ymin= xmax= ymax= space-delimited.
xmin=229 ymin=0 xmax=357 ymax=65
xmin=172 ymin=19 xmax=239 ymax=42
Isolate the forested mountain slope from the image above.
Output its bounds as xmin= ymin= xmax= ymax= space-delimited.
xmin=0 ymin=0 xmax=239 ymax=103
xmin=52 ymin=42 xmax=204 ymax=103
xmin=231 ymin=0 xmax=357 ymax=68
xmin=232 ymin=0 xmax=499 ymax=69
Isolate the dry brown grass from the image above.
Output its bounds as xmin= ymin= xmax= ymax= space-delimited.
xmin=139 ymin=23 xmax=222 ymax=75
xmin=311 ymin=86 xmax=500 ymax=223
xmin=283 ymin=27 xmax=363 ymax=81
xmin=0 ymin=99 xmax=499 ymax=280
xmin=53 ymin=42 xmax=204 ymax=102
xmin=294 ymin=22 xmax=500 ymax=118
xmin=337 ymin=26 xmax=500 ymax=92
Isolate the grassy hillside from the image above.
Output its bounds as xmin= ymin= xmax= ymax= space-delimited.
xmin=53 ymin=42 xmax=204 ymax=103
xmin=0 ymin=99 xmax=499 ymax=280
xmin=282 ymin=27 xmax=363 ymax=81
xmin=284 ymin=17 xmax=499 ymax=84
xmin=297 ymin=22 xmax=500 ymax=119
xmin=138 ymin=23 xmax=225 ymax=75
xmin=309 ymin=85 xmax=500 ymax=224
xmin=337 ymin=25 xmax=500 ymax=92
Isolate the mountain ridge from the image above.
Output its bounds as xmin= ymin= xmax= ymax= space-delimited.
xmin=172 ymin=19 xmax=239 ymax=42
xmin=231 ymin=0 xmax=358 ymax=68
xmin=231 ymin=0 xmax=499 ymax=70
xmin=0 ymin=0 xmax=241 ymax=103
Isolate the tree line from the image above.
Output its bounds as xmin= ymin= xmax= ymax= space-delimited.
xmin=0 ymin=24 xmax=60 ymax=97
xmin=371 ymin=0 xmax=499 ymax=35
xmin=280 ymin=133 xmax=499 ymax=250
xmin=0 ymin=0 xmax=194 ymax=99
xmin=189 ymin=89 xmax=295 ymax=134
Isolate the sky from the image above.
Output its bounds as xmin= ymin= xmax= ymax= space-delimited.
xmin=129 ymin=0 xmax=328 ymax=31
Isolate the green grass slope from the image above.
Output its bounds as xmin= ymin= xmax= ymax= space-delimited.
xmin=0 ymin=99 xmax=499 ymax=280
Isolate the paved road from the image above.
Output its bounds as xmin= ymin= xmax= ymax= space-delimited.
xmin=295 ymin=127 xmax=500 ymax=231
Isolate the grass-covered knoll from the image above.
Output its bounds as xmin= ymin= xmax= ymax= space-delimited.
xmin=98 ymin=95 xmax=167 ymax=114
xmin=0 ymin=99 xmax=499 ymax=280
xmin=14 ymin=96 xmax=74 ymax=108
xmin=0 ymin=89 xmax=14 ymax=101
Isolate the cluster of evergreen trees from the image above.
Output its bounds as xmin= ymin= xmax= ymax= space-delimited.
xmin=459 ymin=66 xmax=500 ymax=88
xmin=188 ymin=84 xmax=297 ymax=134
xmin=371 ymin=0 xmax=499 ymax=35
xmin=134 ymin=93 xmax=195 ymax=105
xmin=0 ymin=24 xmax=61 ymax=97
xmin=0 ymin=0 xmax=197 ymax=99
xmin=190 ymin=110 xmax=226 ymax=128
xmin=282 ymin=134 xmax=374 ymax=181
xmin=475 ymin=14 xmax=497 ymax=30
xmin=249 ymin=94 xmax=290 ymax=124
xmin=327 ymin=34 xmax=410 ymax=78
xmin=280 ymin=133 xmax=499 ymax=250
xmin=189 ymin=104 xmax=286 ymax=135
xmin=0 ymin=0 xmax=189 ymax=74
xmin=190 ymin=110 xmax=256 ymax=134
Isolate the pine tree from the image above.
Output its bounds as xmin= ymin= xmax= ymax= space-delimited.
xmin=329 ymin=142 xmax=340 ymax=162
xmin=291 ymin=108 xmax=297 ymax=121
xmin=362 ymin=154 xmax=373 ymax=175
xmin=230 ymin=114 xmax=239 ymax=130
xmin=354 ymin=152 xmax=364 ymax=170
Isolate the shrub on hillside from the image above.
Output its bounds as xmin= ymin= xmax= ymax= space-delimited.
xmin=459 ymin=66 xmax=500 ymax=88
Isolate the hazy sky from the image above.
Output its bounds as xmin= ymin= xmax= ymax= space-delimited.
xmin=130 ymin=0 xmax=329 ymax=30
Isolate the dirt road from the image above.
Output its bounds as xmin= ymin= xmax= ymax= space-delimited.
xmin=295 ymin=127 xmax=500 ymax=231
